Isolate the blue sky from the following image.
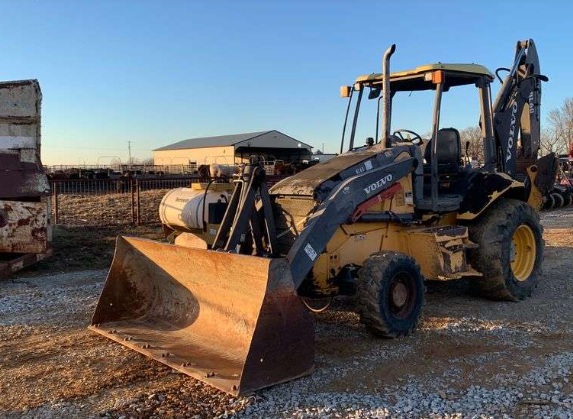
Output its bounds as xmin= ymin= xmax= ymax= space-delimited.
xmin=2 ymin=0 xmax=571 ymax=166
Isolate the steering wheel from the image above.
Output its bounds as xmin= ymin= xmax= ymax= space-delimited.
xmin=392 ymin=129 xmax=423 ymax=145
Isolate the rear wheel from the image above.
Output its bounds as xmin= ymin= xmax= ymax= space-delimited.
xmin=551 ymin=192 xmax=564 ymax=209
xmin=543 ymin=193 xmax=555 ymax=210
xmin=468 ymin=198 xmax=543 ymax=301
xmin=355 ymin=252 xmax=424 ymax=337
xmin=562 ymin=192 xmax=573 ymax=208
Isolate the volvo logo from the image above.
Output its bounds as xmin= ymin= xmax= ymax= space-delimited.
xmin=506 ymin=102 xmax=518 ymax=163
xmin=364 ymin=174 xmax=393 ymax=194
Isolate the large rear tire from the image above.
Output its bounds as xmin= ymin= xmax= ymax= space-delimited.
xmin=355 ymin=252 xmax=424 ymax=338
xmin=468 ymin=198 xmax=543 ymax=301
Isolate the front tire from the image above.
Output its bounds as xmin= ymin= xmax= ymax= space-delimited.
xmin=468 ymin=198 xmax=543 ymax=301
xmin=355 ymin=252 xmax=424 ymax=337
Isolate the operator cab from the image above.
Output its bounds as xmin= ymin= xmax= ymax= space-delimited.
xmin=341 ymin=63 xmax=495 ymax=213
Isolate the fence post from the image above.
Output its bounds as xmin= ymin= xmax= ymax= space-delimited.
xmin=52 ymin=181 xmax=59 ymax=225
xmin=130 ymin=178 xmax=136 ymax=225
xmin=136 ymin=179 xmax=141 ymax=226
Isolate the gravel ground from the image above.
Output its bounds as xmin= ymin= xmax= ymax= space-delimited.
xmin=0 ymin=207 xmax=572 ymax=418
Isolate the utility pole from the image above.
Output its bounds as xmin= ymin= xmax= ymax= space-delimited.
xmin=128 ymin=141 xmax=132 ymax=166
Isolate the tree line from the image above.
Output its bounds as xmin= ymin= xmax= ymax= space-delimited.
xmin=459 ymin=98 xmax=573 ymax=164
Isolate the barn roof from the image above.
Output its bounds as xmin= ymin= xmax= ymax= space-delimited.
xmin=154 ymin=130 xmax=313 ymax=151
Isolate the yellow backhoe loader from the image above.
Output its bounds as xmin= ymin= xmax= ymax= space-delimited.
xmin=90 ymin=39 xmax=556 ymax=395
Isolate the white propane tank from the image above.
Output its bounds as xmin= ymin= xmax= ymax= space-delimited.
xmin=209 ymin=163 xmax=237 ymax=178
xmin=159 ymin=187 xmax=229 ymax=231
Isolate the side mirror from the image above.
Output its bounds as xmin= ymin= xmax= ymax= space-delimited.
xmin=368 ymin=86 xmax=382 ymax=99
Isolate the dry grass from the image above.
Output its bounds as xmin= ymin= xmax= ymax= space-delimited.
xmin=53 ymin=189 xmax=171 ymax=226
xmin=23 ymin=189 xmax=171 ymax=276
xmin=17 ymin=224 xmax=164 ymax=277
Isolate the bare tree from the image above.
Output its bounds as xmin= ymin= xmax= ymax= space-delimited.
xmin=540 ymin=128 xmax=563 ymax=155
xmin=459 ymin=126 xmax=484 ymax=164
xmin=545 ymin=98 xmax=573 ymax=155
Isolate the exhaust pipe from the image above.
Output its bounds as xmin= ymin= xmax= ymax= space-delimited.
xmin=382 ymin=44 xmax=396 ymax=147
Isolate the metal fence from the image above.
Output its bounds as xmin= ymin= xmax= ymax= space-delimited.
xmin=45 ymin=163 xmax=199 ymax=177
xmin=50 ymin=177 xmax=200 ymax=226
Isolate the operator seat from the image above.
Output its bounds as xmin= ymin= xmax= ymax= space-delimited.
xmin=423 ymin=127 xmax=461 ymax=174
xmin=417 ymin=127 xmax=467 ymax=212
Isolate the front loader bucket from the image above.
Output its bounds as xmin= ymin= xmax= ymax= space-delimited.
xmin=89 ymin=236 xmax=314 ymax=395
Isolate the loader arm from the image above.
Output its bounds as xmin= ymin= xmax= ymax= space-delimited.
xmin=212 ymin=165 xmax=278 ymax=256
xmin=286 ymin=157 xmax=415 ymax=288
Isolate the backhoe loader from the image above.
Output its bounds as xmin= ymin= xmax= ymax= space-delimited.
xmin=90 ymin=39 xmax=555 ymax=395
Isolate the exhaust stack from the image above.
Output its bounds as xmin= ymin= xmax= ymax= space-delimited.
xmin=382 ymin=44 xmax=396 ymax=147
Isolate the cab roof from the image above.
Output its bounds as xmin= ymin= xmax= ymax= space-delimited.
xmin=356 ymin=63 xmax=494 ymax=91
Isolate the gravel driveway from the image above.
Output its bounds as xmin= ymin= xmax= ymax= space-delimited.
xmin=1 ymin=208 xmax=572 ymax=418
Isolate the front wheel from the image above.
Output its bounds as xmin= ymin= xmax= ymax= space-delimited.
xmin=355 ymin=252 xmax=424 ymax=338
xmin=468 ymin=198 xmax=544 ymax=301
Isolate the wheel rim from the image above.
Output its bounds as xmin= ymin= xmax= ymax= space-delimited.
xmin=389 ymin=272 xmax=416 ymax=318
xmin=510 ymin=224 xmax=536 ymax=281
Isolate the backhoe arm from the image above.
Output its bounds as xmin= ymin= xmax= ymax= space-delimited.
xmin=492 ymin=39 xmax=548 ymax=178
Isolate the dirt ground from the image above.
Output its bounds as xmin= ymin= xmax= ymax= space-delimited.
xmin=1 ymin=208 xmax=572 ymax=418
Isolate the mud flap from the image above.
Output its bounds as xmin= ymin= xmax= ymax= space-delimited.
xmin=89 ymin=236 xmax=314 ymax=395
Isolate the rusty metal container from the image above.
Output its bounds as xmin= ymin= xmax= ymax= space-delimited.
xmin=0 ymin=79 xmax=51 ymax=277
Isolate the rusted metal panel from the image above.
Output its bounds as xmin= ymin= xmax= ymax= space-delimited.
xmin=0 ymin=154 xmax=50 ymax=197
xmin=0 ymin=249 xmax=52 ymax=277
xmin=0 ymin=79 xmax=51 ymax=276
xmin=0 ymin=80 xmax=41 ymax=119
xmin=0 ymin=79 xmax=49 ymax=199
xmin=0 ymin=197 xmax=51 ymax=254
